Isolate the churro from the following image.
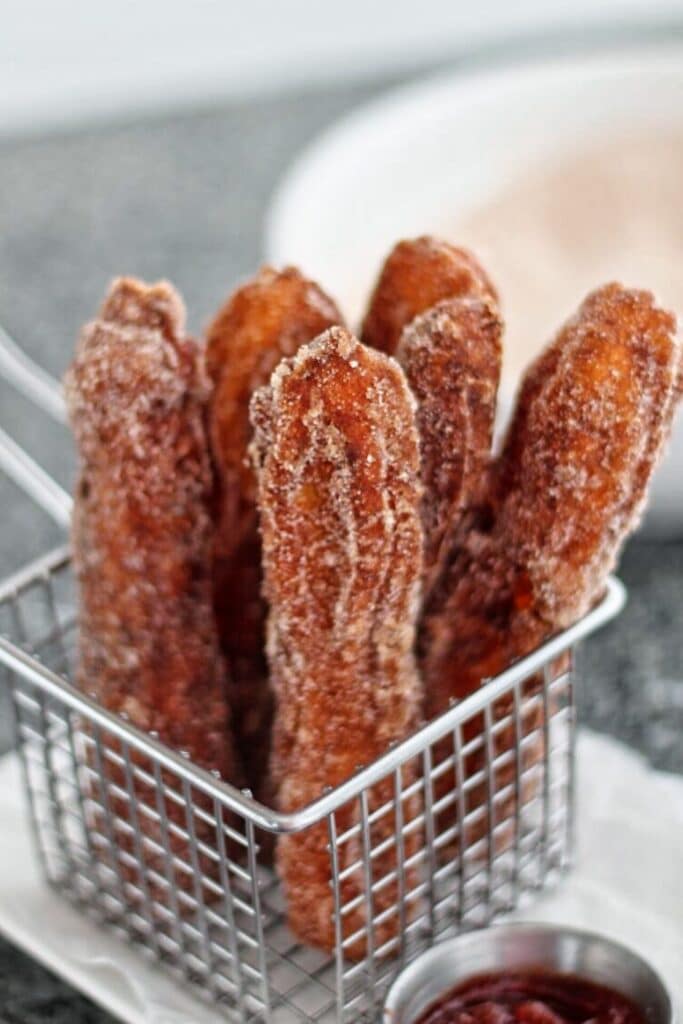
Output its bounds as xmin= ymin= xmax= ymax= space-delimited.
xmin=420 ymin=283 xmax=680 ymax=856
xmin=251 ymin=326 xmax=423 ymax=956
xmin=65 ymin=278 xmax=236 ymax=892
xmin=423 ymin=282 xmax=681 ymax=707
xmin=396 ymin=296 xmax=502 ymax=599
xmin=206 ymin=267 xmax=343 ymax=800
xmin=362 ymin=236 xmax=498 ymax=355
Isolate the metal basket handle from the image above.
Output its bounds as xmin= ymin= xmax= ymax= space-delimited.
xmin=0 ymin=323 xmax=72 ymax=529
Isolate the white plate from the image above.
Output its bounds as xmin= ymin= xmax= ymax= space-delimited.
xmin=265 ymin=43 xmax=683 ymax=538
xmin=1 ymin=732 xmax=682 ymax=1023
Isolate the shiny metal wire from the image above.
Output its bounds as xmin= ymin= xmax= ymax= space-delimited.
xmin=0 ymin=548 xmax=626 ymax=1023
xmin=0 ymin=324 xmax=626 ymax=1021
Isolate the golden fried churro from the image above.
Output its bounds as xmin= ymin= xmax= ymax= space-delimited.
xmin=251 ymin=326 xmax=423 ymax=957
xmin=65 ymin=277 xmax=236 ymax=894
xmin=425 ymin=283 xmax=680 ymax=707
xmin=361 ymin=236 xmax=498 ymax=355
xmin=206 ymin=267 xmax=343 ymax=801
xmin=396 ymin=296 xmax=502 ymax=599
xmin=493 ymin=283 xmax=680 ymax=633
xmin=421 ymin=284 xmax=680 ymax=856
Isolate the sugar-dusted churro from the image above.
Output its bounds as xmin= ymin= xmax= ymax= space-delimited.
xmin=420 ymin=284 xmax=680 ymax=858
xmin=494 ymin=283 xmax=681 ymax=632
xmin=423 ymin=283 xmax=681 ymax=707
xmin=250 ymin=326 xmax=423 ymax=957
xmin=206 ymin=267 xmax=343 ymax=801
xmin=361 ymin=236 xmax=498 ymax=355
xmin=65 ymin=277 xmax=236 ymax=893
xmin=396 ymin=296 xmax=502 ymax=599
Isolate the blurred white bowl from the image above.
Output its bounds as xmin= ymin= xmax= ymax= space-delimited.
xmin=265 ymin=43 xmax=683 ymax=539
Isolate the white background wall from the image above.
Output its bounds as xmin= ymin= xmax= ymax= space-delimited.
xmin=2 ymin=0 xmax=681 ymax=136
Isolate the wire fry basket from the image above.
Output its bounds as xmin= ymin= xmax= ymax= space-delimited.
xmin=0 ymin=328 xmax=626 ymax=1022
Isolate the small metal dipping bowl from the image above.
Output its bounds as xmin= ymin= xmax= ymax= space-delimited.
xmin=383 ymin=924 xmax=675 ymax=1024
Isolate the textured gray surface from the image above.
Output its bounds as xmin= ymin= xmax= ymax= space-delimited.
xmin=0 ymin=55 xmax=681 ymax=1024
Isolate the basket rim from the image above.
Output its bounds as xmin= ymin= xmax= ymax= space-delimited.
xmin=0 ymin=544 xmax=626 ymax=833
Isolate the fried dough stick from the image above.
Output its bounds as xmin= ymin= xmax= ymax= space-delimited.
xmin=206 ymin=267 xmax=343 ymax=800
xmin=65 ymin=278 xmax=237 ymax=894
xmin=251 ymin=327 xmax=423 ymax=957
xmin=396 ymin=296 xmax=502 ymax=599
xmin=424 ymin=283 xmax=681 ymax=706
xmin=362 ymin=236 xmax=498 ymax=355
xmin=420 ymin=285 xmax=680 ymax=858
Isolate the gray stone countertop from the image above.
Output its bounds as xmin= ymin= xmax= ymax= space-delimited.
xmin=0 ymin=53 xmax=681 ymax=1024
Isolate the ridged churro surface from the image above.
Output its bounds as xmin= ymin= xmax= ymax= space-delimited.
xmin=362 ymin=236 xmax=498 ymax=355
xmin=397 ymin=296 xmax=502 ymax=599
xmin=251 ymin=326 xmax=423 ymax=956
xmin=423 ymin=283 xmax=681 ymax=710
xmin=419 ymin=283 xmax=679 ymax=860
xmin=65 ymin=278 xmax=236 ymax=891
xmin=206 ymin=266 xmax=343 ymax=799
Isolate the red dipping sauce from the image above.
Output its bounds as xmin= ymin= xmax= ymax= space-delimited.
xmin=415 ymin=970 xmax=646 ymax=1024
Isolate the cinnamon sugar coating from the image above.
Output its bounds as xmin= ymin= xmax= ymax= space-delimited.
xmin=361 ymin=236 xmax=498 ymax=355
xmin=98 ymin=276 xmax=185 ymax=345
xmin=251 ymin=326 xmax=423 ymax=957
xmin=494 ymin=283 xmax=680 ymax=629
xmin=65 ymin=277 xmax=236 ymax=893
xmin=421 ymin=283 xmax=680 ymax=859
xmin=206 ymin=267 xmax=343 ymax=801
xmin=397 ymin=296 xmax=502 ymax=600
xmin=423 ymin=283 xmax=681 ymax=709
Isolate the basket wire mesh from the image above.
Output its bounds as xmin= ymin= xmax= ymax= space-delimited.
xmin=0 ymin=325 xmax=626 ymax=1021
xmin=0 ymin=543 xmax=626 ymax=1023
